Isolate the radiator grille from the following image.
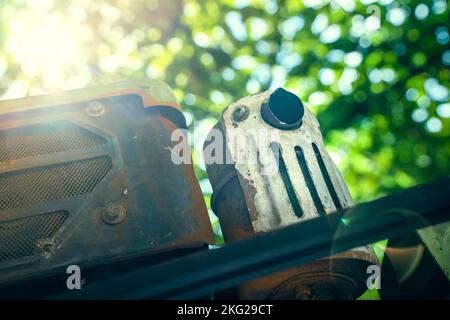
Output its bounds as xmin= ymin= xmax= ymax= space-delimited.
xmin=0 ymin=157 xmax=112 ymax=212
xmin=0 ymin=211 xmax=68 ymax=263
xmin=0 ymin=122 xmax=107 ymax=162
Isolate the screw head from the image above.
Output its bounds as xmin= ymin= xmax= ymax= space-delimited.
xmin=86 ymin=101 xmax=105 ymax=117
xmin=233 ymin=106 xmax=249 ymax=122
xmin=102 ymin=203 xmax=127 ymax=225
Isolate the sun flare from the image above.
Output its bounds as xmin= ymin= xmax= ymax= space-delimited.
xmin=4 ymin=3 xmax=90 ymax=95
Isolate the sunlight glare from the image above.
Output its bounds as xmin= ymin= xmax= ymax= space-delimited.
xmin=5 ymin=8 xmax=87 ymax=91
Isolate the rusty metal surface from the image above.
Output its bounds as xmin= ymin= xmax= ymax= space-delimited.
xmin=205 ymin=88 xmax=378 ymax=299
xmin=0 ymin=82 xmax=214 ymax=287
xmin=237 ymin=248 xmax=378 ymax=300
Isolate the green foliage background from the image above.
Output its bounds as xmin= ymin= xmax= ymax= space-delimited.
xmin=0 ymin=0 xmax=448 ymax=299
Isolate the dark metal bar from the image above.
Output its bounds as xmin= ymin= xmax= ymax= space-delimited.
xmin=53 ymin=177 xmax=450 ymax=299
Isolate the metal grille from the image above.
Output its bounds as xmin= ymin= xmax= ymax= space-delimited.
xmin=0 ymin=211 xmax=68 ymax=263
xmin=0 ymin=122 xmax=107 ymax=162
xmin=0 ymin=157 xmax=112 ymax=212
